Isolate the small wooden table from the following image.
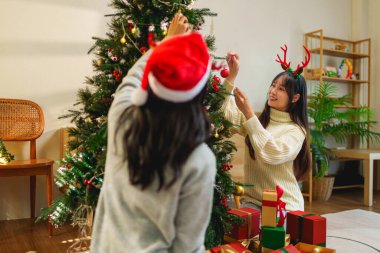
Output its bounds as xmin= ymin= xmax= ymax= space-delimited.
xmin=332 ymin=149 xmax=380 ymax=206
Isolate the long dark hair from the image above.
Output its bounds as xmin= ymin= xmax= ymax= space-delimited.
xmin=245 ymin=71 xmax=311 ymax=181
xmin=116 ymin=86 xmax=210 ymax=191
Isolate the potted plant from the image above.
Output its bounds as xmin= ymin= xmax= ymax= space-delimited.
xmin=307 ymin=82 xmax=380 ymax=200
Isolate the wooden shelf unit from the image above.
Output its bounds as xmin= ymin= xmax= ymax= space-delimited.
xmin=303 ymin=29 xmax=372 ymax=203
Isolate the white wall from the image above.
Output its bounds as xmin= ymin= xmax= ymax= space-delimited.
xmin=368 ymin=0 xmax=380 ymax=148
xmin=0 ymin=0 xmax=112 ymax=220
xmin=1 ymin=0 xmax=373 ymax=220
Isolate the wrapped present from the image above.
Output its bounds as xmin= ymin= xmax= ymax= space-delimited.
xmin=286 ymin=211 xmax=326 ymax=246
xmin=262 ymin=186 xmax=286 ymax=227
xmin=210 ymin=242 xmax=253 ymax=253
xmin=295 ymin=242 xmax=336 ymax=253
xmin=270 ymin=244 xmax=301 ymax=253
xmin=227 ymin=207 xmax=260 ymax=240
xmin=261 ymin=226 xmax=286 ymax=250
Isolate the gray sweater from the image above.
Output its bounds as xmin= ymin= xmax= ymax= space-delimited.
xmin=90 ymin=50 xmax=216 ymax=253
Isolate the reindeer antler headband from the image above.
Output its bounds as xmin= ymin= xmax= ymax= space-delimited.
xmin=276 ymin=45 xmax=311 ymax=78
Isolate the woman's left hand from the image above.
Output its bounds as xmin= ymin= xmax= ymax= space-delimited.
xmin=234 ymin=87 xmax=254 ymax=119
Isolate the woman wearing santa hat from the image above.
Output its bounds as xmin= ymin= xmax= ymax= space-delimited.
xmin=90 ymin=13 xmax=215 ymax=253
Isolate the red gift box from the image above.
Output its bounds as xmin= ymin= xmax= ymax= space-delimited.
xmin=227 ymin=207 xmax=260 ymax=240
xmin=286 ymin=211 xmax=326 ymax=246
xmin=210 ymin=242 xmax=252 ymax=253
xmin=270 ymin=244 xmax=301 ymax=253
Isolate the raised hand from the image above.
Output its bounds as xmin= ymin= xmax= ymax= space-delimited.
xmin=226 ymin=52 xmax=239 ymax=84
xmin=234 ymin=87 xmax=254 ymax=120
xmin=166 ymin=13 xmax=190 ymax=39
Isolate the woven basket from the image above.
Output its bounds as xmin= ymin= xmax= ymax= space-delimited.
xmin=312 ymin=176 xmax=335 ymax=201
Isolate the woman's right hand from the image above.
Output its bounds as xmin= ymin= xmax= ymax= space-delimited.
xmin=225 ymin=52 xmax=239 ymax=85
xmin=165 ymin=13 xmax=190 ymax=39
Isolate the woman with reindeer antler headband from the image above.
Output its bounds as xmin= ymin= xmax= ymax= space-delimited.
xmin=221 ymin=45 xmax=312 ymax=212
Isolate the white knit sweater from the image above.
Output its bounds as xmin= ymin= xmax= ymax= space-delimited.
xmin=221 ymin=80 xmax=305 ymax=211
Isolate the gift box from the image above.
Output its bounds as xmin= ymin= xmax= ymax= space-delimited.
xmin=262 ymin=186 xmax=286 ymax=227
xmin=261 ymin=226 xmax=286 ymax=250
xmin=286 ymin=211 xmax=326 ymax=246
xmin=270 ymin=244 xmax=301 ymax=253
xmin=295 ymin=242 xmax=336 ymax=253
xmin=261 ymin=190 xmax=277 ymax=227
xmin=227 ymin=207 xmax=260 ymax=240
xmin=210 ymin=242 xmax=253 ymax=253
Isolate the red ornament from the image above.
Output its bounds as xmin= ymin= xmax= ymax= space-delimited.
xmin=220 ymin=68 xmax=230 ymax=78
xmin=140 ymin=46 xmax=148 ymax=54
xmin=66 ymin=164 xmax=72 ymax=169
xmin=212 ymin=62 xmax=223 ymax=70
xmin=212 ymin=75 xmax=221 ymax=84
xmin=221 ymin=196 xmax=228 ymax=208
xmin=148 ymin=32 xmax=157 ymax=47
xmin=213 ymin=83 xmax=219 ymax=92
xmin=84 ymin=179 xmax=88 ymax=185
xmin=113 ymin=70 xmax=123 ymax=81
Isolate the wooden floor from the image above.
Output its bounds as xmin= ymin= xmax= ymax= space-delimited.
xmin=1 ymin=189 xmax=379 ymax=253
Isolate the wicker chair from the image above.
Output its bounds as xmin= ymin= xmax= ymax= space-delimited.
xmin=0 ymin=98 xmax=54 ymax=236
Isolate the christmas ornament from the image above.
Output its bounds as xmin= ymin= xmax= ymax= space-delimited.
xmin=111 ymin=55 xmax=118 ymax=62
xmin=113 ymin=70 xmax=123 ymax=81
xmin=220 ymin=68 xmax=230 ymax=78
xmin=131 ymin=26 xmax=137 ymax=34
xmin=96 ymin=49 xmax=101 ymax=55
xmin=139 ymin=46 xmax=148 ymax=54
xmin=96 ymin=59 xmax=103 ymax=67
xmin=312 ymin=248 xmax=321 ymax=253
xmin=148 ymin=32 xmax=157 ymax=47
xmin=120 ymin=36 xmax=127 ymax=44
xmin=234 ymin=185 xmax=245 ymax=196
xmin=212 ymin=62 xmax=222 ymax=70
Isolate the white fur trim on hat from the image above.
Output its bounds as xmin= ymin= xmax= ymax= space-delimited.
xmin=148 ymin=61 xmax=211 ymax=103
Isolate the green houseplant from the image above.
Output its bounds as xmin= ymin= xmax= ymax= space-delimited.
xmin=307 ymin=82 xmax=380 ymax=200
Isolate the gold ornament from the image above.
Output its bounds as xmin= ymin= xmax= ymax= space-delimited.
xmin=162 ymin=29 xmax=167 ymax=36
xmin=312 ymin=248 xmax=321 ymax=253
xmin=96 ymin=49 xmax=101 ymax=55
xmin=214 ymin=132 xmax=219 ymax=138
xmin=96 ymin=59 xmax=103 ymax=67
xmin=131 ymin=27 xmax=137 ymax=34
xmin=234 ymin=185 xmax=245 ymax=196
xmin=120 ymin=35 xmax=126 ymax=44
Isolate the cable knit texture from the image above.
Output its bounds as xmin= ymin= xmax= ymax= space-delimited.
xmin=221 ymin=80 xmax=305 ymax=211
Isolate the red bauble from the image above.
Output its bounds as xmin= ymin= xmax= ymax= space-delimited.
xmin=140 ymin=46 xmax=148 ymax=53
xmin=220 ymin=68 xmax=230 ymax=78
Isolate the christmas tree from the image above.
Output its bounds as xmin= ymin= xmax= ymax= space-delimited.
xmin=39 ymin=0 xmax=241 ymax=248
xmin=0 ymin=139 xmax=15 ymax=165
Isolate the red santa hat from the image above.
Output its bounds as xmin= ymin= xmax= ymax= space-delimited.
xmin=131 ymin=32 xmax=211 ymax=105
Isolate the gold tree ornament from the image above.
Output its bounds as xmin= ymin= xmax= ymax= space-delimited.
xmin=233 ymin=185 xmax=245 ymax=209
xmin=96 ymin=59 xmax=103 ymax=67
xmin=120 ymin=35 xmax=127 ymax=44
xmin=234 ymin=185 xmax=245 ymax=196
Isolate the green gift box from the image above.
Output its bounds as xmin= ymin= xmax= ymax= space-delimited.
xmin=261 ymin=226 xmax=285 ymax=250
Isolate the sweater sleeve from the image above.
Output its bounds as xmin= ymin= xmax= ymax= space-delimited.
xmin=109 ymin=50 xmax=152 ymax=116
xmin=170 ymin=147 xmax=216 ymax=253
xmin=220 ymin=79 xmax=247 ymax=136
xmin=243 ymin=116 xmax=305 ymax=165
